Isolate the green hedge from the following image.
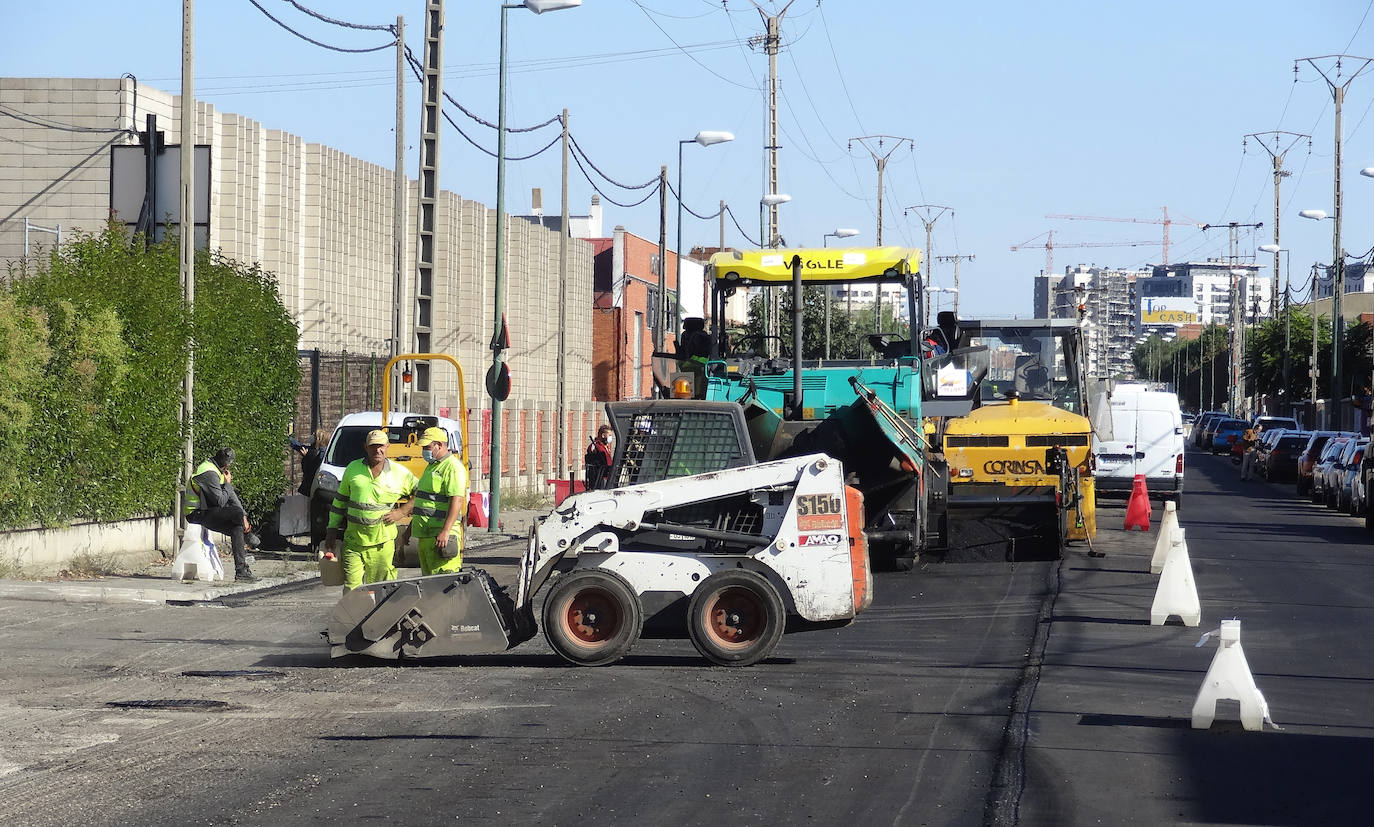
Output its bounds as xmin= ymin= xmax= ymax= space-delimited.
xmin=0 ymin=225 xmax=299 ymax=528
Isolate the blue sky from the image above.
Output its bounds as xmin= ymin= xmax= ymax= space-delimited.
xmin=4 ymin=0 xmax=1373 ymax=317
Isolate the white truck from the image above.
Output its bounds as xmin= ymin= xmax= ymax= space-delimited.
xmin=1094 ymin=389 xmax=1185 ymax=506
xmin=326 ymin=403 xmax=874 ymax=667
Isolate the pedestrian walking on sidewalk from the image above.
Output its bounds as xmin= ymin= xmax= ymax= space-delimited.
xmin=1240 ymin=424 xmax=1261 ymax=481
xmin=185 ymin=447 xmax=260 ymax=582
xmin=323 ymin=429 xmax=417 ymax=590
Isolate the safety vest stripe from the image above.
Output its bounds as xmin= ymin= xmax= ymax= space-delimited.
xmin=347 ymin=500 xmax=390 ymax=511
xmin=414 ymin=490 xmax=449 ymax=503
xmin=348 ymin=514 xmax=387 ymax=526
xmin=413 ymin=503 xmax=445 ymax=517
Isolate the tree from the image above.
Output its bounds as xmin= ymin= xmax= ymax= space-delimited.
xmin=735 ymin=286 xmax=908 ymax=359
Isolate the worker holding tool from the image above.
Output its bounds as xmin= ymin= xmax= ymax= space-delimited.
xmin=410 ymin=426 xmax=469 ymax=575
xmin=323 ymin=429 xmax=417 ymax=589
xmin=185 ymin=447 xmax=259 ymax=583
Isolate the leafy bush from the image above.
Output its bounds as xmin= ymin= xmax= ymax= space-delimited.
xmin=1 ymin=225 xmax=299 ymax=528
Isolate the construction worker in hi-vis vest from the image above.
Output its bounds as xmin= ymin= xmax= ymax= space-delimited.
xmin=410 ymin=426 xmax=469 ymax=575
xmin=323 ymin=429 xmax=417 ymax=589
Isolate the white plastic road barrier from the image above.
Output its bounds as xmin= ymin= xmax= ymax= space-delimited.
xmin=1150 ymin=529 xmax=1200 ymax=626
xmin=170 ymin=527 xmax=225 ymax=583
xmin=1150 ymin=503 xmax=1180 ymax=574
xmin=1191 ymin=620 xmax=1278 ymax=731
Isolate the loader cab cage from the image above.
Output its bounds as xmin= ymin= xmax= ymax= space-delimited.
xmin=605 ymin=401 xmax=757 ymax=487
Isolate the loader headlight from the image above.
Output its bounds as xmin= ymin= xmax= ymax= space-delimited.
xmin=957 ymin=468 xmax=974 ymax=478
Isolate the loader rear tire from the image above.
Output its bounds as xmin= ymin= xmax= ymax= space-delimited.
xmin=687 ymin=570 xmax=785 ymax=667
xmin=542 ymin=569 xmax=642 ymax=667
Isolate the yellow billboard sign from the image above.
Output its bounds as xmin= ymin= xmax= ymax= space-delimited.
xmin=1142 ymin=308 xmax=1197 ymax=324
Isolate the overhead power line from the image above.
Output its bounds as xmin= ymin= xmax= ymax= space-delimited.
xmin=280 ymin=0 xmax=394 ymax=31
xmin=245 ymin=0 xmax=395 ymax=53
xmin=0 ymin=103 xmax=131 ymax=134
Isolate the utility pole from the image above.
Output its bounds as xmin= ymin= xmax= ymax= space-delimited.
xmin=1200 ymin=221 xmax=1262 ymax=416
xmin=656 ymin=164 xmax=668 ymax=353
xmin=749 ymin=0 xmax=796 ymax=252
xmin=1244 ymin=130 xmax=1309 ymax=316
xmin=414 ymin=0 xmax=444 ymax=410
xmin=178 ymin=0 xmax=195 ymax=535
xmin=934 ymin=254 xmax=973 ymax=318
xmin=719 ymin=199 xmax=726 ymax=252
xmin=555 ymin=108 xmax=569 ymax=479
xmin=391 ymin=15 xmax=406 ymax=408
xmin=904 ymin=205 xmax=950 ymax=330
xmin=853 ymin=136 xmax=913 ymax=330
xmin=1311 ymin=264 xmax=1321 ymax=410
xmin=1297 ymin=54 xmax=1374 ymax=418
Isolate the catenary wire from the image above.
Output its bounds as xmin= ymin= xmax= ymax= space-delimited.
xmin=568 ymin=133 xmax=660 ymax=190
xmin=246 ymin=0 xmax=396 ymax=53
xmin=280 ymin=0 xmax=393 ymax=31
xmin=633 ymin=0 xmax=757 ymax=90
xmin=724 ymin=203 xmax=762 ymax=247
xmin=665 ymin=178 xmax=725 ymax=220
xmin=0 ymin=103 xmax=131 ymax=134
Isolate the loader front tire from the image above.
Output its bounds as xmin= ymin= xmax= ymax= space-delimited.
xmin=543 ymin=569 xmax=642 ymax=667
xmin=687 ymin=570 xmax=785 ymax=667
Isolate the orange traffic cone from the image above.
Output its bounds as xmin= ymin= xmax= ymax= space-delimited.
xmin=1124 ymin=474 xmax=1151 ymax=531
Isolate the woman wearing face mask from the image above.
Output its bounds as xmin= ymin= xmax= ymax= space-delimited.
xmin=411 ymin=426 xmax=469 ymax=576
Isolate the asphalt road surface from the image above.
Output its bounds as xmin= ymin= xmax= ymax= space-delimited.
xmin=0 ymin=449 xmax=1370 ymax=826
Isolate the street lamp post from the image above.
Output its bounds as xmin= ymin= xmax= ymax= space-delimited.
xmin=488 ymin=0 xmax=581 ymax=530
xmin=758 ymin=193 xmax=790 ymax=355
xmin=1300 ymin=207 xmax=1344 ymax=424
xmin=822 ymin=228 xmax=859 ymax=358
xmin=675 ymin=130 xmax=734 ymax=343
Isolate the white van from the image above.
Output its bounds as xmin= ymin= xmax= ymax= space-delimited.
xmin=1094 ymin=389 xmax=1185 ymax=506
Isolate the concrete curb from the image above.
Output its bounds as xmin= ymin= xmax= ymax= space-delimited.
xmin=0 ymin=572 xmax=319 ymax=606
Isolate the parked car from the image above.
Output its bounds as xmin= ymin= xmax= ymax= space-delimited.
xmin=1252 ymin=428 xmax=1292 ymax=477
xmin=1263 ymin=433 xmax=1309 ymax=483
xmin=1095 ymin=389 xmax=1185 ymax=505
xmin=1312 ymin=436 xmax=1354 ymax=504
xmin=1209 ymin=418 xmax=1248 ymax=455
xmin=1193 ymin=412 xmax=1226 ymax=449
xmin=1252 ymin=415 xmax=1300 ymax=433
xmin=1331 ymin=438 xmax=1368 ymax=511
xmin=1297 ymin=431 xmax=1341 ymax=496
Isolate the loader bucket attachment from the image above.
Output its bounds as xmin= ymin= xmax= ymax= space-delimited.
xmin=326 ymin=568 xmax=534 ymax=659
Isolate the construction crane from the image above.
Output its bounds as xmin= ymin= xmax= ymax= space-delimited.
xmin=1010 ymin=229 xmax=1161 ymax=275
xmin=1044 ymin=208 xmax=1203 ymax=265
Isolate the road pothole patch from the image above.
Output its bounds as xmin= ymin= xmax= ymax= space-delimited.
xmin=181 ymin=669 xmax=287 ymax=680
xmin=106 ymin=699 xmax=231 ymax=711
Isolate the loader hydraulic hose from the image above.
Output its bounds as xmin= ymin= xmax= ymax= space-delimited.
xmin=637 ymin=521 xmax=770 ymax=548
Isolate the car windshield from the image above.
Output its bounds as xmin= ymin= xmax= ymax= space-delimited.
xmin=1277 ymin=436 xmax=1307 ymax=449
xmin=1219 ymin=420 xmax=1247 ymax=430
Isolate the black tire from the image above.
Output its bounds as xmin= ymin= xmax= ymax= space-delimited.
xmin=542 ymin=569 xmax=642 ymax=667
xmin=1365 ymin=483 xmax=1374 ymax=530
xmin=1171 ymin=493 xmax=1183 ymax=511
xmin=686 ymin=570 xmax=785 ymax=667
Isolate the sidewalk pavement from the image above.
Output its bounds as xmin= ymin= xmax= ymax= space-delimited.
xmin=0 ymin=508 xmax=552 ymax=607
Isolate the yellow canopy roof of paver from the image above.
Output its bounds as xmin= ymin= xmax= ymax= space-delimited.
xmin=707 ymin=247 xmax=923 ymax=285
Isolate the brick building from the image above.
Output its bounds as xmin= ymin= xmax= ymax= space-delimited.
xmin=589 ymin=225 xmax=707 ymax=400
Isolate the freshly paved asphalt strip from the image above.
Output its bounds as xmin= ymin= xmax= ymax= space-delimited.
xmin=1014 ymin=450 xmax=1373 ymax=825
